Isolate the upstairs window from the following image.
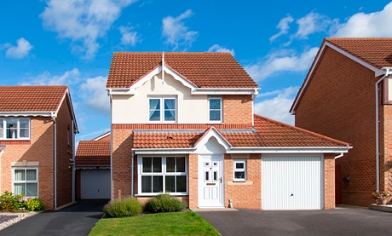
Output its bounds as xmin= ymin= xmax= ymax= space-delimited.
xmin=209 ymin=98 xmax=222 ymax=122
xmin=149 ymin=98 xmax=176 ymax=122
xmin=0 ymin=118 xmax=30 ymax=140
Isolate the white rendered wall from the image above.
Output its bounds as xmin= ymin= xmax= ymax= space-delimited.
xmin=112 ymin=72 xmax=212 ymax=124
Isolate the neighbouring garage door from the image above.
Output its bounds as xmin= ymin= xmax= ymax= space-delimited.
xmin=81 ymin=170 xmax=111 ymax=199
xmin=262 ymin=156 xmax=323 ymax=210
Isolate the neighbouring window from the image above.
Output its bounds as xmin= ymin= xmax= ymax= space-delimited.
xmin=139 ymin=156 xmax=187 ymax=194
xmin=0 ymin=118 xmax=30 ymax=140
xmin=233 ymin=159 xmax=246 ymax=181
xmin=149 ymin=97 xmax=176 ymax=122
xmin=13 ymin=168 xmax=38 ymax=197
xmin=209 ymin=98 xmax=222 ymax=122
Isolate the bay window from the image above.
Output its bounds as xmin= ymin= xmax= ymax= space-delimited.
xmin=139 ymin=156 xmax=187 ymax=195
xmin=0 ymin=118 xmax=30 ymax=140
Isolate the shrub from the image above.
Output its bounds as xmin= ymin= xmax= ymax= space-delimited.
xmin=145 ymin=194 xmax=186 ymax=213
xmin=25 ymin=198 xmax=45 ymax=211
xmin=0 ymin=191 xmax=24 ymax=212
xmin=103 ymin=197 xmax=143 ymax=218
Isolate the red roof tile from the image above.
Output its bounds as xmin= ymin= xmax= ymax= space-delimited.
xmin=325 ymin=38 xmax=392 ymax=69
xmin=131 ymin=115 xmax=349 ymax=149
xmin=76 ymin=141 xmax=110 ymax=166
xmin=0 ymin=86 xmax=68 ymax=112
xmin=106 ymin=52 xmax=258 ymax=89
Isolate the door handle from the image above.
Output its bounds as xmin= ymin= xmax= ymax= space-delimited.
xmin=219 ymin=177 xmax=222 ymax=183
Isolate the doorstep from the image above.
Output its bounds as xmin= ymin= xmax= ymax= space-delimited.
xmin=368 ymin=204 xmax=392 ymax=213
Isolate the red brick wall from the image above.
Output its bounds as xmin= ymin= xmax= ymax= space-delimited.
xmin=295 ymin=47 xmax=379 ymax=206
xmin=55 ymin=97 xmax=74 ymax=208
xmin=0 ymin=117 xmax=55 ymax=209
xmin=224 ymin=154 xmax=261 ymax=209
xmin=188 ymin=153 xmax=198 ymax=208
xmin=380 ymin=104 xmax=392 ymax=195
xmin=223 ymin=95 xmax=253 ymax=125
xmin=324 ymin=154 xmax=336 ymax=209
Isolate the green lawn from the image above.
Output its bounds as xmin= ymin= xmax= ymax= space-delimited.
xmin=88 ymin=211 xmax=220 ymax=236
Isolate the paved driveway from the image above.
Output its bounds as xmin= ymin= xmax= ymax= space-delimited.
xmin=0 ymin=200 xmax=108 ymax=236
xmin=197 ymin=207 xmax=392 ymax=236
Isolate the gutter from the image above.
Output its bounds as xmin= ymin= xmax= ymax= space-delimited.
xmin=131 ymin=150 xmax=135 ymax=197
xmin=375 ymin=67 xmax=392 ymax=192
xmin=0 ymin=145 xmax=5 ymax=193
xmin=109 ymin=93 xmax=114 ymax=200
xmin=51 ymin=111 xmax=57 ymax=209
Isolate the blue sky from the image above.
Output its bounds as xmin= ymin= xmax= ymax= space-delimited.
xmin=1 ymin=0 xmax=392 ymax=144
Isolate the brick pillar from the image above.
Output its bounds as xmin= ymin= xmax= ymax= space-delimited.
xmin=188 ymin=154 xmax=198 ymax=208
xmin=324 ymin=154 xmax=336 ymax=209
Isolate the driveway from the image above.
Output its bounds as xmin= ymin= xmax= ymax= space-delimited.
xmin=197 ymin=207 xmax=392 ymax=236
xmin=0 ymin=200 xmax=108 ymax=236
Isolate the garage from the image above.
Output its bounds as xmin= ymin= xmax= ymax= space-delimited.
xmin=81 ymin=169 xmax=111 ymax=199
xmin=262 ymin=156 xmax=323 ymax=210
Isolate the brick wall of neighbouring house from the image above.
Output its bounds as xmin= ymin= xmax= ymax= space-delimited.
xmin=55 ymin=97 xmax=74 ymax=208
xmin=224 ymin=154 xmax=261 ymax=209
xmin=111 ymin=127 xmax=133 ymax=199
xmin=0 ymin=117 xmax=55 ymax=210
xmin=295 ymin=47 xmax=379 ymax=206
xmin=380 ymin=105 xmax=392 ymax=195
xmin=223 ymin=95 xmax=253 ymax=125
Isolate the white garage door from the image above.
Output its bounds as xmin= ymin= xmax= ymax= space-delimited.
xmin=262 ymin=156 xmax=323 ymax=210
xmin=81 ymin=170 xmax=111 ymax=199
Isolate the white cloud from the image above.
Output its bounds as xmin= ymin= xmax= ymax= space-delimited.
xmin=270 ymin=15 xmax=294 ymax=41
xmin=5 ymin=38 xmax=33 ymax=59
xmin=79 ymin=76 xmax=110 ymax=114
xmin=119 ymin=26 xmax=139 ymax=46
xmin=295 ymin=12 xmax=337 ymax=39
xmin=208 ymin=44 xmax=235 ymax=55
xmin=21 ymin=68 xmax=80 ymax=85
xmin=162 ymin=9 xmax=198 ymax=49
xmin=254 ymin=86 xmax=299 ymax=125
xmin=40 ymin=0 xmax=135 ymax=58
xmin=244 ymin=47 xmax=318 ymax=82
xmin=333 ymin=2 xmax=392 ymax=37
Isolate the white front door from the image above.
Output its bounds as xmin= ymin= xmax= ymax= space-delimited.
xmin=198 ymin=155 xmax=224 ymax=207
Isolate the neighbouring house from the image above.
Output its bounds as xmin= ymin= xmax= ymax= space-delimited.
xmin=0 ymin=86 xmax=78 ymax=210
xmin=75 ymin=132 xmax=110 ymax=200
xmin=290 ymin=38 xmax=392 ymax=206
xmin=106 ymin=52 xmax=351 ymax=210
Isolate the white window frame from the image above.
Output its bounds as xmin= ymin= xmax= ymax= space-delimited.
xmin=148 ymin=97 xmax=177 ymax=123
xmin=137 ymin=156 xmax=188 ymax=195
xmin=233 ymin=159 xmax=246 ymax=181
xmin=0 ymin=118 xmax=30 ymax=140
xmin=208 ymin=97 xmax=222 ymax=122
xmin=12 ymin=167 xmax=38 ymax=198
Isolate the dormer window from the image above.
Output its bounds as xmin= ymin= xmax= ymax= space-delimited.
xmin=0 ymin=118 xmax=30 ymax=140
xmin=149 ymin=97 xmax=176 ymax=122
xmin=209 ymin=98 xmax=222 ymax=122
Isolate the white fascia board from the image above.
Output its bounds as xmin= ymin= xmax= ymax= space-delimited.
xmin=227 ymin=146 xmax=351 ymax=154
xmin=191 ymin=88 xmax=260 ymax=95
xmin=133 ymin=148 xmax=195 ymax=155
xmin=0 ymin=112 xmax=54 ymax=117
xmin=290 ymin=41 xmax=383 ymax=114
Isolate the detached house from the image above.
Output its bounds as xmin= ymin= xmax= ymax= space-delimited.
xmin=290 ymin=38 xmax=392 ymax=206
xmin=0 ymin=86 xmax=78 ymax=210
xmin=106 ymin=52 xmax=350 ymax=210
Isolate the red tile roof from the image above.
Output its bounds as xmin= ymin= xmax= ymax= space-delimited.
xmin=106 ymin=52 xmax=258 ymax=89
xmin=0 ymin=86 xmax=68 ymax=112
xmin=325 ymin=38 xmax=392 ymax=69
xmin=76 ymin=141 xmax=110 ymax=166
xmin=132 ymin=114 xmax=349 ymax=149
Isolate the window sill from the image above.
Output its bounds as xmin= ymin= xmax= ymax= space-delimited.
xmin=227 ymin=180 xmax=253 ymax=186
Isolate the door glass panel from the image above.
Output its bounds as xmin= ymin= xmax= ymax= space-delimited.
xmin=204 ymin=162 xmax=209 ymax=167
xmin=214 ymin=171 xmax=217 ymax=181
xmin=205 ymin=171 xmax=209 ymax=181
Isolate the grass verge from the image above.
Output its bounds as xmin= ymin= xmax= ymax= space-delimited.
xmin=88 ymin=211 xmax=220 ymax=236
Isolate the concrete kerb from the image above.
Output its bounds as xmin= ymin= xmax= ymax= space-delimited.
xmin=368 ymin=204 xmax=392 ymax=213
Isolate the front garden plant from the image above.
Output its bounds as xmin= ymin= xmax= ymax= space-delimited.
xmin=0 ymin=191 xmax=45 ymax=212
